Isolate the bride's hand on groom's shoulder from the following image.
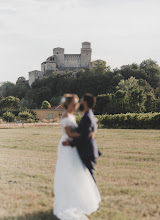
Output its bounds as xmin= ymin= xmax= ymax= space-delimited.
xmin=62 ymin=139 xmax=70 ymax=146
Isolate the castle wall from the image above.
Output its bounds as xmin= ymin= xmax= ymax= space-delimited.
xmin=64 ymin=55 xmax=81 ymax=68
xmin=41 ymin=62 xmax=57 ymax=72
xmin=46 ymin=62 xmax=57 ymax=71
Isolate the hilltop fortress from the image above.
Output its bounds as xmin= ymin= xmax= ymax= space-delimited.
xmin=29 ymin=42 xmax=94 ymax=86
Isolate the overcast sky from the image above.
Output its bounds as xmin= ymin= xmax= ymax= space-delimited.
xmin=0 ymin=0 xmax=160 ymax=83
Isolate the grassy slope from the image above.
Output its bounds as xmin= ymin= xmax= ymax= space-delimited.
xmin=0 ymin=127 xmax=160 ymax=220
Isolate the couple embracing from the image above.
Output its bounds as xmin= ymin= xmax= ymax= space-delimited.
xmin=54 ymin=93 xmax=101 ymax=220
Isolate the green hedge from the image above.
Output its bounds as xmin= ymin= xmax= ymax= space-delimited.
xmin=76 ymin=113 xmax=160 ymax=129
xmin=96 ymin=113 xmax=160 ymax=129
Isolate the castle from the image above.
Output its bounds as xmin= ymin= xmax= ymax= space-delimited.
xmin=29 ymin=42 xmax=93 ymax=86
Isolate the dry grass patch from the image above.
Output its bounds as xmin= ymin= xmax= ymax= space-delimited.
xmin=0 ymin=127 xmax=160 ymax=220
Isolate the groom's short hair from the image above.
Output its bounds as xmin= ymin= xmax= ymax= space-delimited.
xmin=83 ymin=93 xmax=96 ymax=108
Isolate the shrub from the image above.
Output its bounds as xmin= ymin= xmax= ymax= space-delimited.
xmin=41 ymin=100 xmax=51 ymax=109
xmin=26 ymin=118 xmax=35 ymax=123
xmin=18 ymin=111 xmax=33 ymax=121
xmin=3 ymin=112 xmax=15 ymax=122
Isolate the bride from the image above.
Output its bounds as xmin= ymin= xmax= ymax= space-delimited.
xmin=53 ymin=94 xmax=101 ymax=220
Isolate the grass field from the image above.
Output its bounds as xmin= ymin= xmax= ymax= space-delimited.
xmin=0 ymin=126 xmax=160 ymax=220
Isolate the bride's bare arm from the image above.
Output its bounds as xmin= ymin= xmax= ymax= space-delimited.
xmin=65 ymin=126 xmax=80 ymax=138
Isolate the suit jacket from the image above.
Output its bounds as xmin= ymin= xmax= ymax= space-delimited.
xmin=70 ymin=110 xmax=101 ymax=163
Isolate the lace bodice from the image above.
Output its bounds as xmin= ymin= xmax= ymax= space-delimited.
xmin=60 ymin=114 xmax=78 ymax=138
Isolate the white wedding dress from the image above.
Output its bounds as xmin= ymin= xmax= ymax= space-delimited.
xmin=54 ymin=114 xmax=101 ymax=220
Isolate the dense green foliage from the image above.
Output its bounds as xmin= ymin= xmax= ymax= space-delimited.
xmin=0 ymin=96 xmax=21 ymax=118
xmin=0 ymin=96 xmax=20 ymax=111
xmin=96 ymin=113 xmax=160 ymax=129
xmin=41 ymin=100 xmax=51 ymax=109
xmin=18 ymin=111 xmax=34 ymax=121
xmin=0 ymin=59 xmax=160 ymax=114
xmin=0 ymin=94 xmax=36 ymax=122
xmin=2 ymin=112 xmax=15 ymax=122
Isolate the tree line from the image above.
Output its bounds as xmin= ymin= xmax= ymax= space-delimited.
xmin=0 ymin=59 xmax=160 ymax=114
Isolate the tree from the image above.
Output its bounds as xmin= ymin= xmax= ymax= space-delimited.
xmin=94 ymin=94 xmax=110 ymax=114
xmin=138 ymin=79 xmax=154 ymax=93
xmin=140 ymin=59 xmax=160 ymax=88
xmin=16 ymin=77 xmax=27 ymax=85
xmin=117 ymin=76 xmax=139 ymax=91
xmin=0 ymin=82 xmax=16 ymax=97
xmin=26 ymin=86 xmax=52 ymax=107
xmin=0 ymin=94 xmax=3 ymax=101
xmin=155 ymin=87 xmax=160 ymax=99
xmin=41 ymin=100 xmax=51 ymax=109
xmin=50 ymin=96 xmax=61 ymax=107
xmin=129 ymin=89 xmax=146 ymax=113
xmin=114 ymin=90 xmax=127 ymax=113
xmin=0 ymin=96 xmax=20 ymax=111
xmin=156 ymin=98 xmax=160 ymax=112
xmin=145 ymin=93 xmax=156 ymax=112
xmin=119 ymin=63 xmax=140 ymax=80
xmin=20 ymin=98 xmax=29 ymax=110
xmin=76 ymin=69 xmax=86 ymax=78
xmin=3 ymin=112 xmax=15 ymax=122
xmin=90 ymin=60 xmax=107 ymax=75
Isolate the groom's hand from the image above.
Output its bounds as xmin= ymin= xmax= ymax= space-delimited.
xmin=62 ymin=139 xmax=70 ymax=146
xmin=89 ymin=131 xmax=95 ymax=139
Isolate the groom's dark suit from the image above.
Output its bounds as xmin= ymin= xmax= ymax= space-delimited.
xmin=70 ymin=110 xmax=101 ymax=181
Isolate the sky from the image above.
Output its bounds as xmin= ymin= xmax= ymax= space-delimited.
xmin=0 ymin=0 xmax=160 ymax=83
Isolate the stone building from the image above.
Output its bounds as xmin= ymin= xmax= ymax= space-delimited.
xmin=33 ymin=104 xmax=80 ymax=122
xmin=29 ymin=42 xmax=92 ymax=86
xmin=33 ymin=105 xmax=65 ymax=122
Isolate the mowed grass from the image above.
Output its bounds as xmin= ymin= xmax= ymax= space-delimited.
xmin=0 ymin=127 xmax=160 ymax=220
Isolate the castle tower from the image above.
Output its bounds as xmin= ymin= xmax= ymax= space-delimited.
xmin=80 ymin=42 xmax=92 ymax=68
xmin=29 ymin=70 xmax=43 ymax=86
xmin=53 ymin=47 xmax=64 ymax=68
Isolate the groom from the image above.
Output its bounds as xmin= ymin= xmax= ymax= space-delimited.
xmin=63 ymin=93 xmax=101 ymax=182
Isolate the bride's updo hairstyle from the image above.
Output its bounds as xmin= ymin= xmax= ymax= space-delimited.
xmin=61 ymin=94 xmax=79 ymax=109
